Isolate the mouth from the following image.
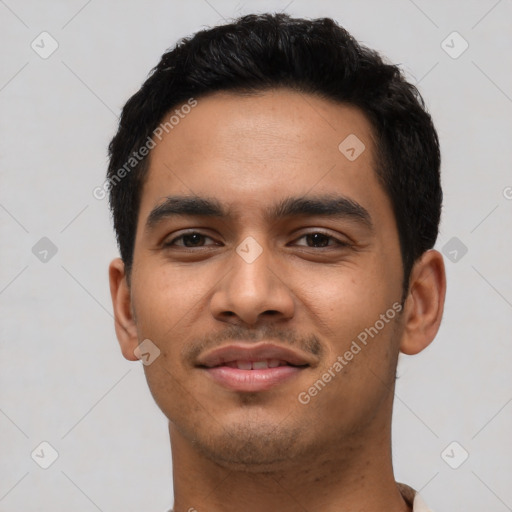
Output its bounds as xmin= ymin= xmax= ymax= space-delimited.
xmin=216 ymin=359 xmax=303 ymax=370
xmin=196 ymin=343 xmax=313 ymax=392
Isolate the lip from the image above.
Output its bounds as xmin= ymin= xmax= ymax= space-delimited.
xmin=203 ymin=365 xmax=305 ymax=392
xmin=196 ymin=342 xmax=315 ymax=368
xmin=196 ymin=342 xmax=314 ymax=392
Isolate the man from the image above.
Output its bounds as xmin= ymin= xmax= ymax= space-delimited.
xmin=107 ymin=13 xmax=445 ymax=512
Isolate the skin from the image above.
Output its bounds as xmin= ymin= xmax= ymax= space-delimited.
xmin=109 ymin=89 xmax=446 ymax=512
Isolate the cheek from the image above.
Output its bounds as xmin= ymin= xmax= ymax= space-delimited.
xmin=130 ymin=264 xmax=208 ymax=340
xmin=296 ymin=262 xmax=402 ymax=388
xmin=302 ymin=261 xmax=391 ymax=327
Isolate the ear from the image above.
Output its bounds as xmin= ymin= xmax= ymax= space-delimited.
xmin=109 ymin=258 xmax=139 ymax=361
xmin=399 ymin=249 xmax=446 ymax=355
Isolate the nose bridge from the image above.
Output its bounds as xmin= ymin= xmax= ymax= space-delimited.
xmin=210 ymin=235 xmax=295 ymax=325
xmin=231 ymin=235 xmax=274 ymax=299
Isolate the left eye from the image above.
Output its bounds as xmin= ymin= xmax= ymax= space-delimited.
xmin=294 ymin=232 xmax=347 ymax=248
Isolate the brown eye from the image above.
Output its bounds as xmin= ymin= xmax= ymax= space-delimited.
xmin=164 ymin=232 xmax=216 ymax=248
xmin=180 ymin=233 xmax=206 ymax=247
xmin=305 ymin=233 xmax=330 ymax=247
xmin=294 ymin=231 xmax=350 ymax=248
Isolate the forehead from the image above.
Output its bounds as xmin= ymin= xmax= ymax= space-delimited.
xmin=137 ymin=89 xmax=390 ymax=228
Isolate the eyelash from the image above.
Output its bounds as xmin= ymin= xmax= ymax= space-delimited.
xmin=163 ymin=231 xmax=351 ymax=249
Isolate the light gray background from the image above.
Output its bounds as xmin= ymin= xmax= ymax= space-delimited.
xmin=1 ymin=0 xmax=511 ymax=510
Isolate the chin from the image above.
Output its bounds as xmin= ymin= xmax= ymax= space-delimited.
xmin=188 ymin=420 xmax=308 ymax=472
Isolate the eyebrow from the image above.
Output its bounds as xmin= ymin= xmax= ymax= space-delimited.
xmin=145 ymin=194 xmax=373 ymax=232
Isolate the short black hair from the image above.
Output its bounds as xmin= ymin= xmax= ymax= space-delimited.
xmin=107 ymin=13 xmax=441 ymax=297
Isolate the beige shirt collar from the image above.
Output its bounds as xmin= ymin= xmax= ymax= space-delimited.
xmin=168 ymin=483 xmax=433 ymax=512
xmin=398 ymin=482 xmax=433 ymax=511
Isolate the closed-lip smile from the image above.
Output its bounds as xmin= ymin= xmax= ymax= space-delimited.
xmin=196 ymin=342 xmax=315 ymax=392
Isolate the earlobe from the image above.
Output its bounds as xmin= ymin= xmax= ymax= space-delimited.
xmin=108 ymin=258 xmax=140 ymax=361
xmin=399 ymin=249 xmax=446 ymax=355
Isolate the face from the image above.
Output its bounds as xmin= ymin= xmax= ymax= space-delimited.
xmin=120 ymin=89 xmax=408 ymax=470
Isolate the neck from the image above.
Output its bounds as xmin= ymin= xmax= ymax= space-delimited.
xmin=168 ymin=413 xmax=410 ymax=512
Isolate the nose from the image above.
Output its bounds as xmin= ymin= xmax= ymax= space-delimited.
xmin=210 ymin=239 xmax=295 ymax=327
